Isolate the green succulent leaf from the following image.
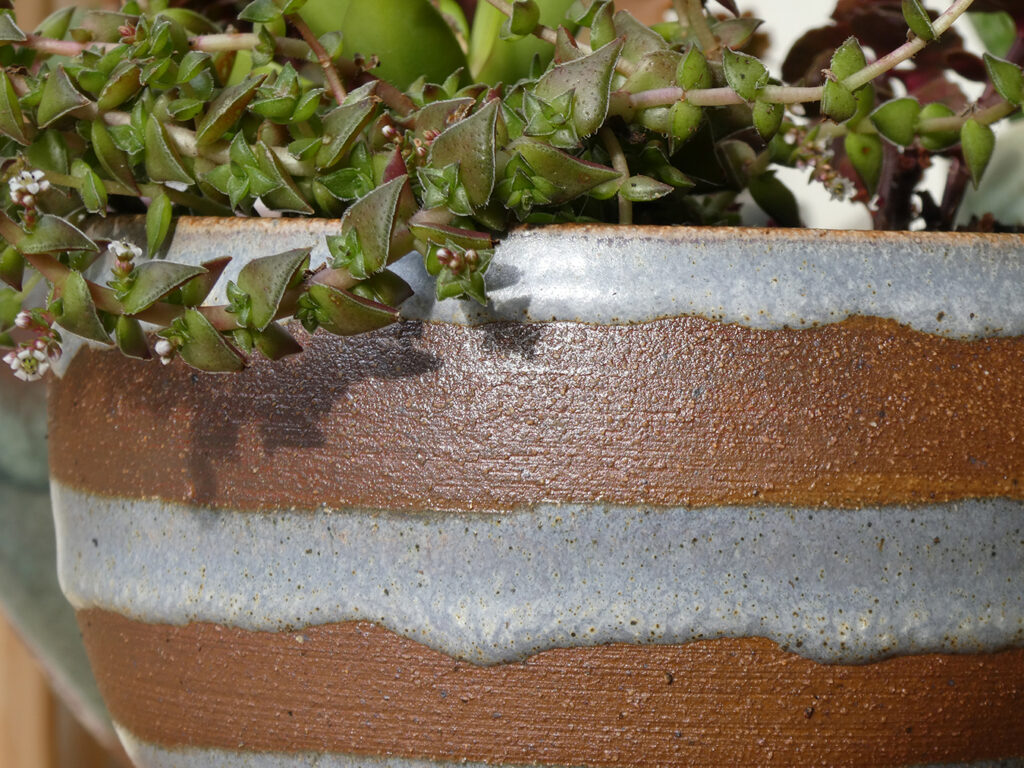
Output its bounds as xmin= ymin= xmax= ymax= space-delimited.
xmin=427 ymin=98 xmax=500 ymax=208
xmin=722 ymin=48 xmax=769 ymax=101
xmin=144 ymin=116 xmax=193 ymax=185
xmin=71 ymin=158 xmax=108 ymax=214
xmin=175 ymin=257 xmax=230 ymax=307
xmin=349 ymin=269 xmax=414 ymax=308
xmin=239 ymin=0 xmax=282 ymax=23
xmin=236 ymin=247 xmax=310 ymax=330
xmin=902 ymin=0 xmax=935 ymax=41
xmin=533 ymin=38 xmax=622 ymax=139
xmin=252 ymin=320 xmax=303 ymax=359
xmin=748 ymin=171 xmax=801 ymax=227
xmin=508 ymin=137 xmax=620 ymax=205
xmin=0 ymin=246 xmax=24 ymax=290
xmin=830 ymin=37 xmax=867 ymax=80
xmin=34 ymin=7 xmax=74 ymax=39
xmin=306 ymin=282 xmax=399 ymax=335
xmin=121 ymin=261 xmax=206 ymax=315
xmin=255 ymin=141 xmax=314 ymax=214
xmin=337 ymin=174 xmax=409 ymax=278
xmin=870 ymin=97 xmax=920 ymax=146
xmin=36 ymin=66 xmax=91 ymax=128
xmin=844 ymin=131 xmax=883 ymax=193
xmin=97 ymin=60 xmax=142 ymax=111
xmin=90 ymin=120 xmax=137 ymax=192
xmin=822 ymin=78 xmax=857 ymax=123
xmin=0 ymin=70 xmax=26 ymax=145
xmin=983 ymin=52 xmax=1024 ymax=106
xmin=677 ymin=45 xmax=712 ymax=90
xmin=195 ymin=74 xmax=266 ymax=147
xmin=961 ymin=117 xmax=995 ymax=188
xmin=315 ymin=91 xmax=378 ymax=169
xmin=146 ymin=192 xmax=174 ymax=256
xmin=57 ymin=270 xmax=110 ymax=343
xmin=176 ymin=308 xmax=246 ymax=372
xmin=20 ymin=215 xmax=98 ymax=255
xmin=752 ymin=100 xmax=783 ymax=140
xmin=916 ymin=102 xmax=959 ymax=150
xmin=619 ymin=174 xmax=673 ymax=202
xmin=114 ymin=315 xmax=151 ymax=360
xmin=503 ymin=0 xmax=540 ymax=38
xmin=0 ymin=13 xmax=26 ymax=43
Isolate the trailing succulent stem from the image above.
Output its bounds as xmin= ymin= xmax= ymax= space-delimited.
xmin=0 ymin=0 xmax=1021 ymax=374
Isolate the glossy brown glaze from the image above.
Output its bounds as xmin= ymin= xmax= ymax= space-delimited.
xmin=50 ymin=316 xmax=1024 ymax=511
xmin=79 ymin=609 xmax=1024 ymax=767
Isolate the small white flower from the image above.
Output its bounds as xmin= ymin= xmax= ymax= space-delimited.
xmin=8 ymin=170 xmax=49 ymax=204
xmin=154 ymin=338 xmax=173 ymax=358
xmin=109 ymin=240 xmax=143 ymax=260
xmin=7 ymin=347 xmax=49 ymax=382
xmin=14 ymin=311 xmax=31 ymax=329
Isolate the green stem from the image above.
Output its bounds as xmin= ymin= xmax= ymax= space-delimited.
xmin=599 ymin=127 xmax=632 ymax=226
xmin=843 ymin=0 xmax=976 ymax=90
xmin=684 ymin=0 xmax=719 ymax=59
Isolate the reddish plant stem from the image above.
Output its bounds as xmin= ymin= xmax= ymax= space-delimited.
xmin=286 ymin=14 xmax=347 ymax=104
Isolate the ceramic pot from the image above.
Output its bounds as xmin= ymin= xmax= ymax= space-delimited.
xmin=49 ymin=219 xmax=1024 ymax=767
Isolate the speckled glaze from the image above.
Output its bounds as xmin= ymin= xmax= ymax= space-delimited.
xmin=50 ymin=221 xmax=1024 ymax=767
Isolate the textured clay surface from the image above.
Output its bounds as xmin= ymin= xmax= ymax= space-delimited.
xmin=50 ymin=316 xmax=1024 ymax=511
xmin=79 ymin=609 xmax=1024 ymax=768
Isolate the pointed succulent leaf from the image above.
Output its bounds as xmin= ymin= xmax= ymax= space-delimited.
xmin=239 ymin=0 xmax=282 ymax=24
xmin=711 ymin=17 xmax=762 ymax=49
xmin=195 ymin=74 xmax=265 ymax=147
xmin=176 ymin=257 xmax=230 ymax=306
xmin=822 ymin=78 xmax=857 ymax=122
xmin=121 ymin=261 xmax=207 ymax=315
xmin=178 ymin=51 xmax=212 ymax=83
xmin=844 ymin=131 xmax=883 ymax=193
xmin=91 ymin=120 xmax=138 ymax=192
xmin=97 ymin=60 xmax=142 ymax=111
xmin=753 ymin=100 xmax=783 ymax=139
xmin=830 ymin=37 xmax=867 ymax=81
xmin=177 ymin=308 xmax=245 ymax=372
xmin=315 ymin=95 xmax=377 ymax=169
xmin=717 ymin=138 xmax=758 ymax=187
xmin=57 ymin=271 xmax=110 ymax=343
xmin=0 ymin=70 xmax=26 ymax=144
xmin=503 ymin=0 xmax=540 ymax=38
xmin=588 ymin=1 xmax=615 ymax=49
xmin=114 ymin=315 xmax=151 ymax=360
xmin=748 ymin=171 xmax=801 ymax=227
xmin=961 ymin=118 xmax=995 ymax=188
xmin=413 ymin=97 xmax=475 ymax=136
xmin=983 ymin=53 xmax=1024 ymax=105
xmin=623 ymin=50 xmax=683 ymax=94
xmin=236 ymin=247 xmax=310 ymax=330
xmin=534 ymin=39 xmax=623 ymax=139
xmin=916 ymin=102 xmax=958 ymax=150
xmin=669 ymin=101 xmax=702 ymax=146
xmin=409 ymin=221 xmax=492 ymax=252
xmin=0 ymin=246 xmax=24 ymax=290
xmin=870 ymin=97 xmax=920 ymax=146
xmin=677 ymin=46 xmax=712 ymax=90
xmin=34 ymin=7 xmax=74 ymax=39
xmin=0 ymin=13 xmax=25 ymax=42
xmin=291 ymin=88 xmax=323 ymax=122
xmin=306 ymin=283 xmax=399 ymax=336
xmin=614 ymin=10 xmax=668 ymax=62
xmin=511 ymin=138 xmax=620 ymax=204
xmin=350 ymin=269 xmax=414 ymax=308
xmin=252 ymin=321 xmax=303 ymax=360
xmin=318 ymin=167 xmax=374 ymax=201
xmin=146 ymin=192 xmax=173 ymax=256
xmin=722 ymin=48 xmax=769 ymax=101
xmin=339 ymin=175 xmax=409 ymax=278
xmin=902 ymin=0 xmax=935 ymax=41
xmin=145 ymin=116 xmax=193 ymax=185
xmin=619 ymin=175 xmax=673 ymax=202
xmin=428 ymin=99 xmax=500 ymax=208
xmin=71 ymin=159 xmax=108 ymax=214
xmin=37 ymin=66 xmax=91 ymax=128
xmin=168 ymin=98 xmax=205 ymax=121
xmin=255 ymin=141 xmax=314 ymax=214
xmin=20 ymin=215 xmax=98 ymax=255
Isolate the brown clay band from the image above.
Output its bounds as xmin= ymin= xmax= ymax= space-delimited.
xmin=50 ymin=316 xmax=1024 ymax=512
xmin=78 ymin=608 xmax=1024 ymax=767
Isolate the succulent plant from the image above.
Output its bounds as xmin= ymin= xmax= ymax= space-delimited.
xmin=0 ymin=0 xmax=1021 ymax=374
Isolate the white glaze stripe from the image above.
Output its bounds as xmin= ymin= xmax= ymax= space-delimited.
xmin=53 ymin=481 xmax=1024 ymax=665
